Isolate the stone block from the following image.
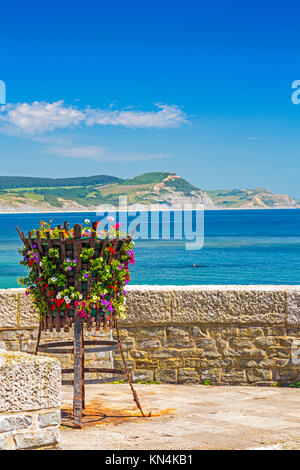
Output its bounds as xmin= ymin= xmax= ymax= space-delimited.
xmin=0 ymin=289 xmax=18 ymax=328
xmin=246 ymin=369 xmax=272 ymax=383
xmin=13 ymin=429 xmax=59 ymax=450
xmin=171 ymin=286 xmax=286 ymax=324
xmin=255 ymin=337 xmax=277 ymax=348
xmin=265 ymin=327 xmax=285 ymax=336
xmin=38 ymin=410 xmax=61 ymax=428
xmin=155 ymin=369 xmax=177 ymax=383
xmin=239 ymin=327 xmax=264 ymax=338
xmin=149 ymin=349 xmax=179 ymax=359
xmin=130 ymin=350 xmax=148 ymax=359
xmin=163 ymin=337 xmax=194 ymax=348
xmin=230 ymin=338 xmax=255 ymax=349
xmin=221 ymin=370 xmax=246 ymax=383
xmin=166 ymin=326 xmax=189 ymax=337
xmin=0 ymin=415 xmax=32 ymax=433
xmin=119 ymin=286 xmax=171 ymax=325
xmin=286 ymin=288 xmax=300 ymax=325
xmin=177 ymin=368 xmax=200 ymax=384
xmin=0 ymin=349 xmax=61 ymax=413
xmin=195 ymin=338 xmax=217 ymax=350
xmin=18 ymin=290 xmax=39 ymax=328
xmin=135 ymin=338 xmax=161 ymax=349
xmin=132 ymin=369 xmax=154 ymax=382
xmin=189 ymin=326 xmax=209 ymax=338
xmin=201 ymin=369 xmax=221 ymax=383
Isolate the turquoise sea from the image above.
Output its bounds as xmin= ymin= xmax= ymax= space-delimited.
xmin=1 ymin=209 xmax=300 ymax=288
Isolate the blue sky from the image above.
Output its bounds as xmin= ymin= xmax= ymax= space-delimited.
xmin=1 ymin=0 xmax=300 ymax=196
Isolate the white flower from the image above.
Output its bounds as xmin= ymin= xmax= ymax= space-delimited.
xmin=84 ymin=219 xmax=90 ymax=224
xmin=57 ymin=292 xmax=61 ymax=299
xmin=107 ymin=216 xmax=114 ymax=222
xmin=79 ymin=294 xmax=83 ymax=300
xmin=39 ymin=262 xmax=43 ymax=266
xmin=71 ymin=293 xmax=75 ymax=298
xmin=64 ymin=296 xmax=70 ymax=303
xmin=92 ymin=295 xmax=98 ymax=301
xmin=50 ymin=276 xmax=57 ymax=282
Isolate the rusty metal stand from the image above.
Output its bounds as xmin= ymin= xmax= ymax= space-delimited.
xmin=37 ymin=322 xmax=127 ymax=428
xmin=73 ymin=315 xmax=84 ymax=427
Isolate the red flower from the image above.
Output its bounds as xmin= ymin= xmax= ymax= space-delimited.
xmin=66 ymin=303 xmax=70 ymax=308
xmin=108 ymin=246 xmax=115 ymax=254
xmin=44 ymin=283 xmax=48 ymax=288
xmin=48 ymin=290 xmax=53 ymax=296
xmin=51 ymin=305 xmax=55 ymax=311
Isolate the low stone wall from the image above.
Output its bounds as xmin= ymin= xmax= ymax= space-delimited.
xmin=0 ymin=349 xmax=61 ymax=450
xmin=0 ymin=286 xmax=300 ymax=386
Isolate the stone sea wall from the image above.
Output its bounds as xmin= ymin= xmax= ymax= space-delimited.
xmin=0 ymin=349 xmax=61 ymax=450
xmin=0 ymin=286 xmax=300 ymax=386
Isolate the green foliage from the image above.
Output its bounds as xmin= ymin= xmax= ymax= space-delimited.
xmin=48 ymin=248 xmax=60 ymax=258
xmin=288 ymin=381 xmax=300 ymax=388
xmin=163 ymin=177 xmax=199 ymax=195
xmin=0 ymin=174 xmax=123 ymax=189
xmin=121 ymin=172 xmax=171 ymax=186
xmin=80 ymin=247 xmax=95 ymax=261
xmin=203 ymin=380 xmax=211 ymax=386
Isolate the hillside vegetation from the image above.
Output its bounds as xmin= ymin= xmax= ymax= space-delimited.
xmin=0 ymin=172 xmax=297 ymax=211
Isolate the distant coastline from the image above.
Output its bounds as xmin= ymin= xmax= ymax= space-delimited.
xmin=0 ymin=206 xmax=299 ymax=215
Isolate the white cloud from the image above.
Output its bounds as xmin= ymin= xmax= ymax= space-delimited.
xmin=85 ymin=103 xmax=187 ymax=129
xmin=42 ymin=144 xmax=171 ymax=162
xmin=0 ymin=101 xmax=187 ymax=135
xmin=0 ymin=101 xmax=84 ymax=134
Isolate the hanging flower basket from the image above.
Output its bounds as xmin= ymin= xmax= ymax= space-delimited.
xmin=17 ymin=219 xmax=135 ymax=332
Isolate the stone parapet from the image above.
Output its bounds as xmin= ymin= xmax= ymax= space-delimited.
xmin=0 ymin=286 xmax=299 ymax=386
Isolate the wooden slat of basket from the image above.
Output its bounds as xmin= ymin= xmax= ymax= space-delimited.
xmin=100 ymin=235 xmax=108 ymax=258
xmin=59 ymin=231 xmax=66 ymax=261
xmin=95 ymin=301 xmax=100 ymax=331
xmin=55 ymin=310 xmax=60 ymax=332
xmin=45 ymin=231 xmax=53 ymax=248
xmin=16 ymin=226 xmax=30 ymax=249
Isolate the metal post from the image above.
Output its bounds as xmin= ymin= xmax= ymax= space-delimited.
xmin=73 ymin=314 xmax=84 ymax=428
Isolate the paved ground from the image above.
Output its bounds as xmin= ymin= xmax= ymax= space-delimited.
xmin=60 ymin=384 xmax=300 ymax=450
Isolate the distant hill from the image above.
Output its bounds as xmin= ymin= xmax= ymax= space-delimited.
xmin=0 ymin=172 xmax=297 ymax=212
xmin=206 ymin=187 xmax=299 ymax=209
xmin=0 ymin=175 xmax=123 ymax=189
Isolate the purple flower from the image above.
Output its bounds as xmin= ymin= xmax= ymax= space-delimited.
xmin=67 ymin=266 xmax=72 ymax=271
xmin=33 ymin=244 xmax=37 ymax=249
xmin=73 ymin=259 xmax=77 ymax=263
xmin=84 ymin=273 xmax=89 ymax=278
xmin=67 ymin=258 xmax=71 ymax=263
